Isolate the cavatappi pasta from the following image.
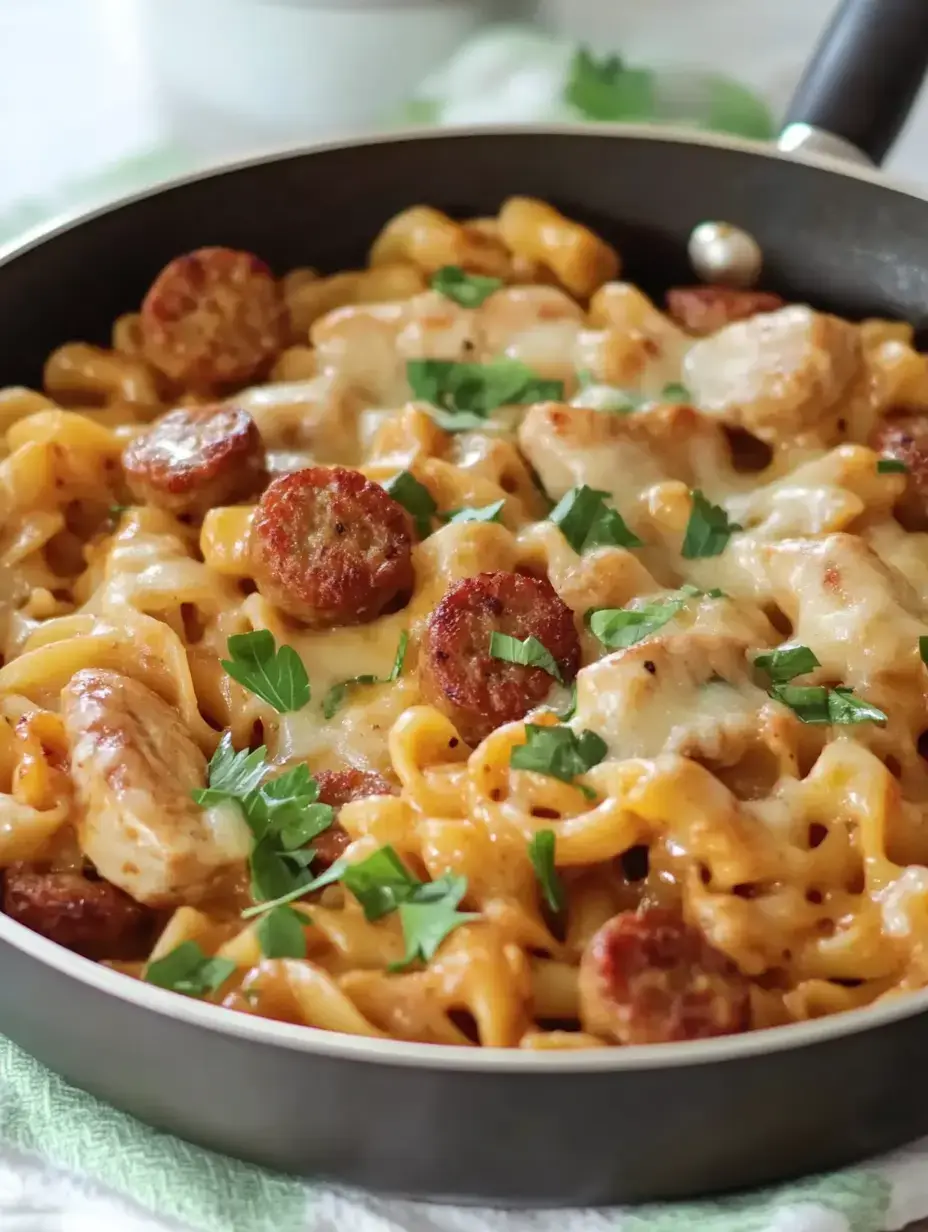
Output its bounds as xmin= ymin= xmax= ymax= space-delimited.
xmin=4 ymin=199 xmax=928 ymax=1048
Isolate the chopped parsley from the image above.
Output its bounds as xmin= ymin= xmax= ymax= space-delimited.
xmin=255 ymin=904 xmax=307 ymax=959
xmin=192 ymin=734 xmax=334 ymax=906
xmin=588 ymin=586 xmax=725 ymax=652
xmin=442 ymin=499 xmax=506 ymax=525
xmin=754 ymin=645 xmax=821 ymax=684
xmin=221 ymin=630 xmax=310 ymax=713
xmin=489 ymin=632 xmax=563 ymax=683
xmin=383 ymin=471 xmax=437 ymax=538
xmin=920 ymin=636 xmax=928 ymax=667
xmin=549 ymin=484 xmax=643 ymax=553
xmin=877 ymin=458 xmax=908 ymax=474
xmin=528 ymin=829 xmax=565 ymax=913
xmin=431 ymin=265 xmax=503 ymax=308
xmin=144 ymin=941 xmax=236 ymax=998
xmin=510 ymin=724 xmax=607 ymax=799
xmin=660 ymin=382 xmax=692 ymax=403
xmin=407 ymin=358 xmax=564 ymax=432
xmin=770 ymin=685 xmax=887 ymax=725
xmin=322 ymin=631 xmax=408 ymax=719
xmin=681 ymin=490 xmax=741 ymax=559
xmin=242 ymin=843 xmax=477 ymax=971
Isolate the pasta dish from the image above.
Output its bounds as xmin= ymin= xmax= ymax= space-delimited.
xmin=3 ymin=197 xmax=928 ymax=1050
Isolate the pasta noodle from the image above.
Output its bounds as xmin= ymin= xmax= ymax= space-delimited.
xmin=3 ymin=197 xmax=928 ymax=1049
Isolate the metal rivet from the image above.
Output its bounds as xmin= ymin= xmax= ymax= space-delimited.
xmin=688 ymin=221 xmax=763 ymax=289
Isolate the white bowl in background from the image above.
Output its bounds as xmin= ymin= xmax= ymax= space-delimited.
xmin=139 ymin=0 xmax=483 ymax=154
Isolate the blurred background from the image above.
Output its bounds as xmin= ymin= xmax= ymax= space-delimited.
xmin=3 ymin=0 xmax=928 ymax=245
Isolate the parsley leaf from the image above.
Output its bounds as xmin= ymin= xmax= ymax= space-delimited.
xmin=431 ymin=265 xmax=503 ymax=308
xmin=920 ymin=636 xmax=928 ymax=667
xmin=192 ymin=736 xmax=334 ymax=907
xmin=754 ymin=645 xmax=821 ymax=684
xmin=408 ymin=358 xmax=564 ymax=432
xmin=877 ymin=458 xmax=908 ymax=474
xmin=549 ymin=485 xmax=643 ymax=553
xmin=660 ymin=382 xmax=692 ymax=403
xmin=510 ymin=724 xmax=607 ymax=798
xmin=442 ymin=499 xmax=506 ymax=525
xmin=191 ymin=733 xmax=267 ymax=807
xmin=340 ymin=846 xmax=421 ymax=920
xmin=144 ymin=941 xmax=236 ymax=998
xmin=489 ymin=632 xmax=563 ymax=683
xmin=681 ymin=490 xmax=741 ymax=559
xmin=255 ymin=904 xmax=307 ymax=959
xmin=242 ymin=844 xmax=478 ymax=970
xmin=322 ymin=631 xmax=408 ymax=719
xmin=564 ymin=47 xmax=654 ymax=122
xmin=588 ymin=586 xmax=725 ymax=652
xmin=770 ymin=684 xmax=887 ymax=725
xmin=384 ymin=471 xmax=437 ymax=538
xmin=109 ymin=503 xmax=131 ymax=518
xmin=391 ymin=875 xmax=479 ymax=971
xmin=528 ymin=829 xmax=565 ymax=913
xmin=221 ymin=630 xmax=310 ymax=713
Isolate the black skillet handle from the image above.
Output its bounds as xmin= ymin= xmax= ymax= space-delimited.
xmin=783 ymin=0 xmax=928 ymax=165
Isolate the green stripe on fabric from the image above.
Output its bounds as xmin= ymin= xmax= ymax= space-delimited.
xmin=624 ymin=1167 xmax=891 ymax=1232
xmin=0 ymin=1039 xmax=308 ymax=1232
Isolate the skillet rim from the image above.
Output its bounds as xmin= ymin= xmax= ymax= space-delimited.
xmin=1 ymin=120 xmax=927 ymax=275
xmin=4 ymin=119 xmax=928 ymax=1074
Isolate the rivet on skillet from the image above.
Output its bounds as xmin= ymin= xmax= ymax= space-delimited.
xmin=688 ymin=221 xmax=763 ymax=290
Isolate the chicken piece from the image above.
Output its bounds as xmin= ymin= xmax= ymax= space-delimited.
xmin=684 ymin=306 xmax=860 ymax=444
xmin=61 ymin=670 xmax=250 ymax=906
xmin=574 ymin=631 xmax=803 ymax=787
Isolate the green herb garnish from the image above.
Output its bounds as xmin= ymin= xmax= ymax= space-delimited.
xmin=255 ymin=904 xmax=307 ymax=959
xmin=322 ymin=631 xmax=408 ymax=719
xmin=384 ymin=471 xmax=437 ymax=538
xmin=528 ymin=829 xmax=565 ymax=913
xmin=221 ymin=630 xmax=310 ymax=713
xmin=408 ymin=358 xmax=564 ymax=431
xmin=681 ymin=490 xmax=741 ymax=559
xmin=920 ymin=635 xmax=928 ymax=667
xmin=549 ymin=485 xmax=643 ymax=553
xmin=564 ymin=47 xmax=653 ymax=123
xmin=392 ymin=875 xmax=478 ymax=971
xmin=554 ymin=681 xmax=578 ymax=722
xmin=489 ymin=632 xmax=563 ymax=683
xmin=770 ymin=685 xmax=887 ymax=725
xmin=588 ymin=586 xmax=723 ymax=651
xmin=442 ymin=499 xmax=506 ymax=525
xmin=877 ymin=458 xmax=908 ymax=474
xmin=510 ymin=724 xmax=607 ymax=799
xmin=754 ymin=645 xmax=821 ymax=684
xmin=144 ymin=941 xmax=236 ymax=998
xmin=431 ymin=265 xmax=503 ymax=308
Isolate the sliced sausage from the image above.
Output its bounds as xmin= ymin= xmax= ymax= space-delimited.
xmin=2 ymin=864 xmax=155 ymax=960
xmin=666 ymin=285 xmax=785 ymax=336
xmin=62 ymin=670 xmax=251 ymax=906
xmin=122 ymin=404 xmax=267 ymax=516
xmin=250 ymin=467 xmax=414 ymax=626
xmin=578 ymin=908 xmax=750 ymax=1045
xmin=420 ymin=570 xmax=580 ymax=746
xmin=140 ymin=247 xmax=286 ymax=389
xmin=311 ymin=768 xmax=396 ymax=868
xmin=869 ymin=410 xmax=928 ymax=530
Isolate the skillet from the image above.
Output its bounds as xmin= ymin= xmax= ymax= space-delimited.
xmin=2 ymin=0 xmax=928 ymax=1205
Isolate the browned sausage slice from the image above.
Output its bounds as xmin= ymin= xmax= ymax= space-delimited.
xmin=140 ymin=247 xmax=286 ymax=389
xmin=122 ymin=404 xmax=267 ymax=516
xmin=311 ymin=768 xmax=396 ymax=868
xmin=667 ymin=285 xmax=785 ymax=336
xmin=420 ymin=570 xmax=580 ymax=746
xmin=250 ymin=467 xmax=414 ymax=627
xmin=869 ymin=410 xmax=928 ymax=530
xmin=2 ymin=864 xmax=155 ymax=960
xmin=578 ymin=907 xmax=750 ymax=1044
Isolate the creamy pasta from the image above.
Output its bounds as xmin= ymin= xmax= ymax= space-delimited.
xmin=3 ymin=197 xmax=928 ymax=1049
